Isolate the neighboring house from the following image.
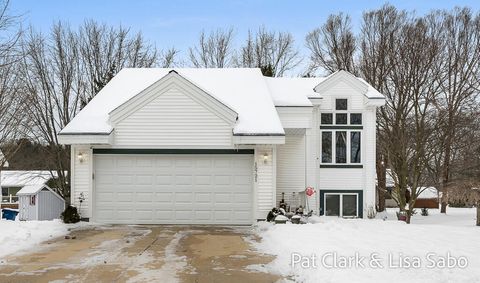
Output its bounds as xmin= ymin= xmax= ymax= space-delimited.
xmin=1 ymin=171 xmax=56 ymax=209
xmin=382 ymin=169 xmax=439 ymax=209
xmin=58 ymin=68 xmax=385 ymax=224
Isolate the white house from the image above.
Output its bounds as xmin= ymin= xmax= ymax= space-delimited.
xmin=58 ymin=68 xmax=385 ymax=224
xmin=1 ymin=171 xmax=56 ymax=206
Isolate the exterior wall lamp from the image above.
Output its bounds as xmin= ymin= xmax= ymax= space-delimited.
xmin=263 ymin=153 xmax=269 ymax=164
xmin=77 ymin=152 xmax=85 ymax=163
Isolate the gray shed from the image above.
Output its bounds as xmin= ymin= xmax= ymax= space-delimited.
xmin=17 ymin=184 xmax=65 ymax=221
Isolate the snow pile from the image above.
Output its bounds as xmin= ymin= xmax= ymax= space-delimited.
xmin=253 ymin=208 xmax=480 ymax=283
xmin=0 ymin=219 xmax=69 ymax=258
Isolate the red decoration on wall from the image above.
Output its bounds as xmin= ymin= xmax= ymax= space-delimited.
xmin=305 ymin=187 xmax=315 ymax=197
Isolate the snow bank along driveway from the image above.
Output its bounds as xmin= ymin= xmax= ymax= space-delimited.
xmin=0 ymin=219 xmax=70 ymax=258
xmin=252 ymin=208 xmax=480 ymax=283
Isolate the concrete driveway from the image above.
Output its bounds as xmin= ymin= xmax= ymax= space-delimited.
xmin=0 ymin=225 xmax=280 ymax=283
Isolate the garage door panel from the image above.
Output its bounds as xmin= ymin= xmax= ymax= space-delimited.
xmin=94 ymin=154 xmax=253 ymax=224
xmin=117 ymin=158 xmax=134 ymax=168
xmin=175 ymin=175 xmax=193 ymax=185
xmin=156 ymin=175 xmax=173 ymax=185
xmin=214 ymin=175 xmax=231 ymax=185
xmin=136 ymin=175 xmax=154 ymax=185
xmin=195 ymin=193 xmax=212 ymax=203
xmin=194 ymin=210 xmax=212 ymax=220
xmin=195 ymin=175 xmax=212 ymax=185
xmin=175 ymin=192 xmax=193 ymax=203
xmin=155 ymin=192 xmax=174 ymax=202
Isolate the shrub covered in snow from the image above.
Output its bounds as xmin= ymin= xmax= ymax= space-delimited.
xmin=61 ymin=205 xmax=80 ymax=223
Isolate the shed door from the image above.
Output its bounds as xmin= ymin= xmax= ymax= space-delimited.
xmin=93 ymin=154 xmax=253 ymax=224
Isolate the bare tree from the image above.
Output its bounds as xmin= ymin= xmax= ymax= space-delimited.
xmin=188 ymin=28 xmax=235 ymax=68
xmin=238 ymin=27 xmax=301 ymax=77
xmin=430 ymin=8 xmax=480 ymax=213
xmin=306 ymin=13 xmax=357 ymax=74
xmin=79 ymin=20 xmax=158 ymax=105
xmin=379 ymin=14 xmax=443 ymax=223
xmin=359 ymin=5 xmax=406 ymax=211
xmin=159 ymin=47 xmax=180 ymax=68
xmin=0 ymin=0 xmax=25 ymax=169
xmin=19 ymin=21 xmax=161 ymax=201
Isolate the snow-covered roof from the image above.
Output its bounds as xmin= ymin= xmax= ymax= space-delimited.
xmin=16 ymin=184 xmax=46 ymax=195
xmin=59 ymin=68 xmax=385 ymax=137
xmin=357 ymin=78 xmax=385 ymax=99
xmin=0 ymin=171 xmax=55 ymax=187
xmin=60 ymin=68 xmax=284 ymax=135
xmin=265 ymin=77 xmax=324 ymax=106
xmin=417 ymin=187 xmax=439 ymax=199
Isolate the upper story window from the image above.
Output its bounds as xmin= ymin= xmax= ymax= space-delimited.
xmin=320 ymin=99 xmax=363 ymax=166
xmin=320 ymin=99 xmax=362 ymax=126
xmin=336 ymin=99 xmax=348 ymax=110
xmin=321 ymin=113 xmax=333 ymax=124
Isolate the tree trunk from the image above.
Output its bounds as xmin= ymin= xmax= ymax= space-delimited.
xmin=440 ymin=116 xmax=454 ymax=214
xmin=376 ymin=155 xmax=387 ymax=212
xmin=405 ymin=210 xmax=411 ymax=224
xmin=477 ymin=206 xmax=480 ymax=226
xmin=440 ymin=200 xmax=448 ymax=213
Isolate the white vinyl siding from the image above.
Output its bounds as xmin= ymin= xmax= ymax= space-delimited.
xmin=319 ymin=81 xmax=364 ymax=111
xmin=319 ymin=169 xmax=364 ymax=190
xmin=276 ymin=135 xmax=306 ymax=209
xmin=276 ymin=107 xmax=313 ymax=128
xmin=38 ymin=190 xmax=65 ymax=220
xmin=71 ymin=145 xmax=92 ymax=218
xmin=254 ymin=147 xmax=275 ymax=219
xmin=363 ymin=109 xmax=377 ymax=211
xmin=113 ymin=88 xmax=233 ymax=148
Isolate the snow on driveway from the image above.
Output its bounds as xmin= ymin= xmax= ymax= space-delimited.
xmin=252 ymin=208 xmax=480 ymax=283
xmin=0 ymin=219 xmax=70 ymax=259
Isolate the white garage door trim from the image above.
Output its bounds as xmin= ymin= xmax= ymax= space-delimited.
xmin=92 ymin=151 xmax=254 ymax=225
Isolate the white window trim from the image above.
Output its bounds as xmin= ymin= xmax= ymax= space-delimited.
xmin=324 ymin=193 xmax=359 ymax=217
xmin=320 ymin=130 xmax=362 ymax=165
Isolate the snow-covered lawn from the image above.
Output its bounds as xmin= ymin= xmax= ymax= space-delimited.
xmin=0 ymin=219 xmax=70 ymax=259
xmin=252 ymin=208 xmax=479 ymax=283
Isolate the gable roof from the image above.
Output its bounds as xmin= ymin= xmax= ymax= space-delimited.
xmin=60 ymin=68 xmax=285 ymax=136
xmin=108 ymin=70 xmax=238 ymax=127
xmin=16 ymin=183 xmax=46 ymax=195
xmin=313 ymin=70 xmax=384 ymax=99
xmin=17 ymin=184 xmax=64 ymax=202
xmin=59 ymin=68 xmax=386 ymax=139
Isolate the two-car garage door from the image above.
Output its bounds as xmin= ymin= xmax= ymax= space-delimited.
xmin=93 ymin=154 xmax=253 ymax=224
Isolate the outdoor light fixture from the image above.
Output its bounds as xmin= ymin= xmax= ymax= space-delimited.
xmin=263 ymin=153 xmax=269 ymax=164
xmin=77 ymin=152 xmax=85 ymax=163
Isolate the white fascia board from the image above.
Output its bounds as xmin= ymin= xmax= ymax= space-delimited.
xmin=365 ymin=97 xmax=386 ymax=108
xmin=233 ymin=135 xmax=285 ymax=145
xmin=57 ymin=132 xmax=113 ymax=145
